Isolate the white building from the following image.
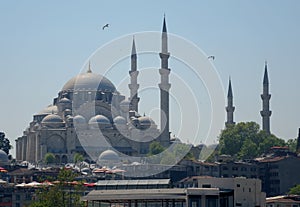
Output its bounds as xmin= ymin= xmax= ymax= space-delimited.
xmin=181 ymin=176 xmax=266 ymax=207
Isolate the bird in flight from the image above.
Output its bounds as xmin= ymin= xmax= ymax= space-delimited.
xmin=208 ymin=56 xmax=215 ymax=60
xmin=102 ymin=23 xmax=109 ymax=30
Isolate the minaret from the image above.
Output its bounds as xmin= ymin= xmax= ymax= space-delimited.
xmin=296 ymin=128 xmax=300 ymax=154
xmin=128 ymin=37 xmax=140 ymax=112
xmin=225 ymin=77 xmax=235 ymax=127
xmin=260 ymin=61 xmax=272 ymax=134
xmin=87 ymin=61 xmax=92 ymax=73
xmin=159 ymin=16 xmax=171 ymax=146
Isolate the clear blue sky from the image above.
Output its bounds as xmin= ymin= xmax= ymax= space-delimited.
xmin=1 ymin=1 xmax=300 ymax=156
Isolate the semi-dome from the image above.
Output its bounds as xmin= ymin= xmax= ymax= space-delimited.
xmin=0 ymin=150 xmax=8 ymax=165
xmin=37 ymin=105 xmax=58 ymax=115
xmin=73 ymin=115 xmax=86 ymax=124
xmin=138 ymin=116 xmax=154 ymax=125
xmin=89 ymin=115 xmax=110 ymax=124
xmin=113 ymin=116 xmax=126 ymax=125
xmin=120 ymin=100 xmax=130 ymax=106
xmin=98 ymin=150 xmax=119 ymax=161
xmin=42 ymin=114 xmax=64 ymax=123
xmin=120 ymin=100 xmax=130 ymax=113
xmin=61 ymin=72 xmax=116 ymax=92
xmin=41 ymin=114 xmax=65 ymax=128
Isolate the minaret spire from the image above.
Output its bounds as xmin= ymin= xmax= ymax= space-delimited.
xmin=260 ymin=61 xmax=272 ymax=134
xmin=128 ymin=36 xmax=140 ymax=112
xmin=87 ymin=61 xmax=92 ymax=73
xmin=225 ymin=77 xmax=235 ymax=127
xmin=159 ymin=16 xmax=171 ymax=147
xmin=296 ymin=128 xmax=300 ymax=154
xmin=161 ymin=15 xmax=168 ymax=56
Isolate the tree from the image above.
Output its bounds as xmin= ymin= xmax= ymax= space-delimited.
xmin=218 ymin=122 xmax=285 ymax=160
xmin=257 ymin=131 xmax=286 ymax=155
xmin=44 ymin=153 xmax=55 ymax=164
xmin=172 ymin=143 xmax=194 ymax=161
xmin=0 ymin=132 xmax=12 ymax=154
xmin=160 ymin=151 xmax=176 ymax=165
xmin=74 ymin=153 xmax=84 ymax=164
xmin=29 ymin=168 xmax=85 ymax=207
xmin=288 ymin=184 xmax=300 ymax=195
xmin=74 ymin=153 xmax=84 ymax=172
xmin=286 ymin=138 xmax=297 ymax=152
xmin=148 ymin=141 xmax=165 ymax=156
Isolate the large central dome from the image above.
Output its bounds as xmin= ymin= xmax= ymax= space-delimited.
xmin=62 ymin=71 xmax=116 ymax=92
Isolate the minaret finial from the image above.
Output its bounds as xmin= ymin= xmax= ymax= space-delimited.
xmin=227 ymin=76 xmax=233 ymax=98
xmin=87 ymin=61 xmax=92 ymax=73
xmin=162 ymin=15 xmax=167 ymax=33
xmin=263 ymin=61 xmax=269 ymax=84
xmin=131 ymin=36 xmax=137 ymax=57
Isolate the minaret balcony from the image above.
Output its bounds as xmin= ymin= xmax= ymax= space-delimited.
xmin=260 ymin=110 xmax=272 ymax=116
xmin=159 ymin=83 xmax=171 ymax=91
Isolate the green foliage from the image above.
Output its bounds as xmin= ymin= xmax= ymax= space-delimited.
xmin=173 ymin=143 xmax=194 ymax=160
xmin=218 ymin=122 xmax=286 ymax=160
xmin=257 ymin=131 xmax=286 ymax=155
xmin=44 ymin=153 xmax=55 ymax=164
xmin=74 ymin=153 xmax=84 ymax=164
xmin=159 ymin=143 xmax=194 ymax=164
xmin=148 ymin=141 xmax=165 ymax=156
xmin=160 ymin=151 xmax=177 ymax=165
xmin=29 ymin=168 xmax=84 ymax=207
xmin=286 ymin=138 xmax=297 ymax=152
xmin=289 ymin=184 xmax=300 ymax=195
xmin=199 ymin=144 xmax=219 ymax=162
xmin=0 ymin=132 xmax=12 ymax=154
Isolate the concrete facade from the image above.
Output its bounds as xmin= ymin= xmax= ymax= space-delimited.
xmin=196 ymin=177 xmax=266 ymax=207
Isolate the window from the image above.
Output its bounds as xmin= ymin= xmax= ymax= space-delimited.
xmin=222 ymin=166 xmax=228 ymax=170
xmin=232 ymin=167 xmax=238 ymax=171
xmin=16 ymin=194 xmax=20 ymax=201
xmin=237 ymin=184 xmax=240 ymax=187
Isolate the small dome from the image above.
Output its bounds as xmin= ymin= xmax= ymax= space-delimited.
xmin=138 ymin=116 xmax=154 ymax=125
xmin=64 ymin=109 xmax=72 ymax=113
xmin=113 ymin=116 xmax=126 ymax=125
xmin=98 ymin=150 xmax=119 ymax=161
xmin=89 ymin=115 xmax=110 ymax=125
xmin=73 ymin=115 xmax=87 ymax=124
xmin=37 ymin=105 xmax=58 ymax=115
xmin=0 ymin=150 xmax=8 ymax=165
xmin=137 ymin=116 xmax=155 ymax=130
xmin=59 ymin=97 xmax=72 ymax=104
xmin=42 ymin=114 xmax=63 ymax=123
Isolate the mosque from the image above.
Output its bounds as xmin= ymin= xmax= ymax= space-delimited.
xmin=15 ymin=18 xmax=172 ymax=164
xmin=14 ymin=16 xmax=273 ymax=165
